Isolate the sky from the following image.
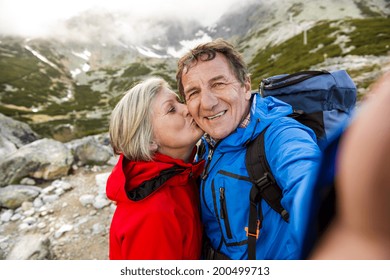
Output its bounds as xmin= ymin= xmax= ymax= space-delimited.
xmin=0 ymin=0 xmax=252 ymax=37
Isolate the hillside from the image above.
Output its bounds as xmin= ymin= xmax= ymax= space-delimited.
xmin=247 ymin=17 xmax=390 ymax=96
xmin=0 ymin=0 xmax=389 ymax=141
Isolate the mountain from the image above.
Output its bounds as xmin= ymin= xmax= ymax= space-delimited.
xmin=0 ymin=0 xmax=389 ymax=141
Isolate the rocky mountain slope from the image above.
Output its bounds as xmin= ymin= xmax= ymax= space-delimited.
xmin=1 ymin=0 xmax=389 ymax=141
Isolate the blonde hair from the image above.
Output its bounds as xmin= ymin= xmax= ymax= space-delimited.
xmin=109 ymin=77 xmax=169 ymax=161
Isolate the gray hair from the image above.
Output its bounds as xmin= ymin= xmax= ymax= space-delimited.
xmin=109 ymin=77 xmax=169 ymax=161
xmin=176 ymin=38 xmax=250 ymax=99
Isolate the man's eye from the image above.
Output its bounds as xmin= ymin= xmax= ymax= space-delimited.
xmin=212 ymin=82 xmax=226 ymax=89
xmin=167 ymin=106 xmax=175 ymax=113
xmin=186 ymin=91 xmax=199 ymax=101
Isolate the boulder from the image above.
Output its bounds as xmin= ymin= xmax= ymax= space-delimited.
xmin=0 ymin=113 xmax=39 ymax=147
xmin=66 ymin=136 xmax=112 ymax=166
xmin=0 ymin=138 xmax=74 ymax=187
xmin=6 ymin=234 xmax=53 ymax=260
xmin=0 ymin=185 xmax=41 ymax=209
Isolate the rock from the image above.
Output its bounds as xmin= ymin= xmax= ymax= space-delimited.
xmin=92 ymin=223 xmax=105 ymax=235
xmin=54 ymin=224 xmax=73 ymax=239
xmin=6 ymin=234 xmax=52 ymax=260
xmin=95 ymin=172 xmax=110 ymax=195
xmin=79 ymin=194 xmax=94 ymax=207
xmin=1 ymin=210 xmax=13 ymax=223
xmin=93 ymin=195 xmax=111 ymax=209
xmin=41 ymin=194 xmax=60 ymax=204
xmin=51 ymin=180 xmax=73 ymax=191
xmin=10 ymin=213 xmax=22 ymax=222
xmin=0 ymin=138 xmax=74 ymax=187
xmin=66 ymin=136 xmax=113 ymax=166
xmin=0 ymin=185 xmax=41 ymax=209
xmin=0 ymin=113 xmax=39 ymax=148
xmin=20 ymin=177 xmax=36 ymax=185
xmin=0 ymin=135 xmax=17 ymax=159
xmin=0 ymin=127 xmax=114 ymax=259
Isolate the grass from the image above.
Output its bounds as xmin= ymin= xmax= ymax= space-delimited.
xmin=248 ymin=18 xmax=390 ymax=90
xmin=347 ymin=18 xmax=390 ymax=56
xmin=248 ymin=20 xmax=342 ymax=87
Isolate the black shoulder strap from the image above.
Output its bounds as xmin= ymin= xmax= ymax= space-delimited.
xmin=245 ymin=128 xmax=289 ymax=260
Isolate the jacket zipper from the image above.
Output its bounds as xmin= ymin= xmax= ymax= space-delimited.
xmin=201 ymin=147 xmax=215 ymax=214
xmin=201 ymin=141 xmax=220 ymax=214
xmin=219 ymin=187 xmax=233 ymax=239
xmin=201 ymin=148 xmax=214 ymax=180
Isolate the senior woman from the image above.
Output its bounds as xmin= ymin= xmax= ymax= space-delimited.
xmin=106 ymin=77 xmax=204 ymax=260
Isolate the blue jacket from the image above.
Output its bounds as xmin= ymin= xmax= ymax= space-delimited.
xmin=200 ymin=94 xmax=322 ymax=260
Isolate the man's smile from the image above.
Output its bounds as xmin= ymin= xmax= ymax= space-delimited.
xmin=206 ymin=110 xmax=227 ymax=120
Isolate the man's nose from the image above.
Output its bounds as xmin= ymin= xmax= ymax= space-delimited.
xmin=200 ymin=91 xmax=218 ymax=111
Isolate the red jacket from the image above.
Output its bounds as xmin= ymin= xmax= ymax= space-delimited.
xmin=106 ymin=149 xmax=204 ymax=260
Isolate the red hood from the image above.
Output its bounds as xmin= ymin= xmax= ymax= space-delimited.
xmin=106 ymin=148 xmax=204 ymax=204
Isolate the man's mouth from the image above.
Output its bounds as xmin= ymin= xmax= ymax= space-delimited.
xmin=206 ymin=111 xmax=226 ymax=120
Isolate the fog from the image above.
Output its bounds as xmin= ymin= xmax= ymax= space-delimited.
xmin=0 ymin=0 xmax=255 ymax=38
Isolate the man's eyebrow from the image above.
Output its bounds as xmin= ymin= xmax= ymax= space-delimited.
xmin=209 ymin=75 xmax=227 ymax=83
xmin=184 ymin=75 xmax=228 ymax=95
xmin=184 ymin=85 xmax=198 ymax=95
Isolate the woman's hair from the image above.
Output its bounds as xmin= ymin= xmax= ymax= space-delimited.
xmin=176 ymin=38 xmax=250 ymax=99
xmin=109 ymin=77 xmax=169 ymax=161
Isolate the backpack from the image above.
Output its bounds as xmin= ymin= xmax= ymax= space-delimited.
xmin=245 ymin=69 xmax=357 ymax=259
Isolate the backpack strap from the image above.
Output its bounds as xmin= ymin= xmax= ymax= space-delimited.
xmin=245 ymin=128 xmax=290 ymax=260
xmin=260 ymin=70 xmax=328 ymax=92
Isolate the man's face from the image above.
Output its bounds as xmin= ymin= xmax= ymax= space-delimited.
xmin=181 ymin=53 xmax=252 ymax=140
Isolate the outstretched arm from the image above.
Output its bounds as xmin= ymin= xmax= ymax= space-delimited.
xmin=310 ymin=72 xmax=390 ymax=259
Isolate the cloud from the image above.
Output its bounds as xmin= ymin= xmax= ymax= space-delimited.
xmin=0 ymin=0 xmax=254 ymax=38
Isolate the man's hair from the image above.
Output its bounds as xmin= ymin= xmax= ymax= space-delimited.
xmin=109 ymin=77 xmax=169 ymax=161
xmin=176 ymin=38 xmax=250 ymax=99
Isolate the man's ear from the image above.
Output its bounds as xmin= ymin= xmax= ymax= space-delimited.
xmin=149 ymin=141 xmax=158 ymax=152
xmin=244 ymin=76 xmax=252 ymax=101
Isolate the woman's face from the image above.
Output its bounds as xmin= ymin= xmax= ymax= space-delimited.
xmin=151 ymin=87 xmax=204 ymax=161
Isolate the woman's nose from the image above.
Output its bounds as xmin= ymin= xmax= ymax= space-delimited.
xmin=179 ymin=103 xmax=190 ymax=117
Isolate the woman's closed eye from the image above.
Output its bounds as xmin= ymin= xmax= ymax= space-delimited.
xmin=167 ymin=106 xmax=176 ymax=114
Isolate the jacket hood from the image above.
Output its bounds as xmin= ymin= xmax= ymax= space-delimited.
xmin=220 ymin=94 xmax=292 ymax=151
xmin=106 ymin=148 xmax=204 ymax=204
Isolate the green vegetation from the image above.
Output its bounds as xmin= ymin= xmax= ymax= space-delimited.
xmin=1 ymin=16 xmax=389 ymax=141
xmin=31 ymin=113 xmax=110 ymax=141
xmin=122 ymin=63 xmax=151 ymax=77
xmin=151 ymin=72 xmax=177 ymax=90
xmin=248 ymin=18 xmax=390 ymax=89
xmin=248 ymin=20 xmax=342 ymax=87
xmin=347 ymin=18 xmax=390 ymax=56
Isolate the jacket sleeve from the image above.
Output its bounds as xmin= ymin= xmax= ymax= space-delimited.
xmin=117 ymin=210 xmax=183 ymax=260
xmin=264 ymin=117 xmax=321 ymax=210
